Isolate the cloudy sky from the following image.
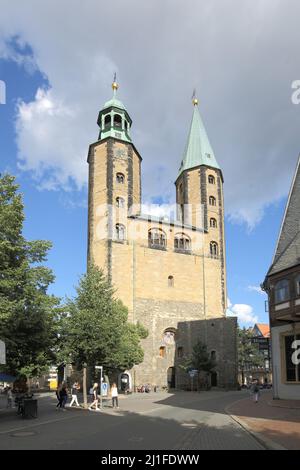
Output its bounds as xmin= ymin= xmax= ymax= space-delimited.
xmin=1 ymin=0 xmax=300 ymax=326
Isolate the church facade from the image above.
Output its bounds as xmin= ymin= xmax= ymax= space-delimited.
xmin=87 ymin=79 xmax=237 ymax=389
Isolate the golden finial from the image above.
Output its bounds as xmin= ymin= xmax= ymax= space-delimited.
xmin=192 ymin=89 xmax=198 ymax=106
xmin=112 ymin=72 xmax=119 ymax=92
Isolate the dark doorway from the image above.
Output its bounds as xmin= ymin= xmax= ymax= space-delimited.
xmin=211 ymin=371 xmax=218 ymax=387
xmin=167 ymin=367 xmax=176 ymax=389
xmin=120 ymin=373 xmax=129 ymax=392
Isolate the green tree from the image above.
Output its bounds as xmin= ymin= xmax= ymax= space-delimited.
xmin=187 ymin=340 xmax=216 ymax=373
xmin=58 ymin=265 xmax=147 ymax=405
xmin=0 ymin=174 xmax=59 ymax=378
xmin=237 ymin=326 xmax=264 ymax=385
xmin=181 ymin=340 xmax=216 ymax=390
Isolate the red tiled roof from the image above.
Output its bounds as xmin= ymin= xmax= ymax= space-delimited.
xmin=255 ymin=323 xmax=270 ymax=338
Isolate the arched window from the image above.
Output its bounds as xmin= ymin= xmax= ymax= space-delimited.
xmin=209 ymin=196 xmax=216 ymax=206
xmin=116 ymin=197 xmax=125 ymax=208
xmin=208 ymin=175 xmax=215 ymax=184
xmin=114 ymin=114 xmax=122 ymax=128
xmin=159 ymin=347 xmax=166 ymax=358
xmin=177 ymin=347 xmax=183 ymax=358
xmin=210 ymin=218 xmax=217 ymax=228
xmin=210 ymin=241 xmax=218 ymax=257
xmin=148 ymin=228 xmax=166 ymax=249
xmin=174 ymin=233 xmax=191 ymax=251
xmin=116 ymin=224 xmax=125 ymax=241
xmin=104 ymin=114 xmax=111 ymax=128
xmin=295 ymin=275 xmax=300 ymax=297
xmin=274 ymin=279 xmax=290 ymax=303
xmin=168 ymin=275 xmax=174 ymax=287
xmin=116 ymin=173 xmax=125 ymax=184
xmin=163 ymin=328 xmax=176 ymax=345
xmin=211 ymin=350 xmax=217 ymax=361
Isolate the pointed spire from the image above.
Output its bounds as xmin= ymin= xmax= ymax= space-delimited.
xmin=177 ymin=96 xmax=220 ymax=178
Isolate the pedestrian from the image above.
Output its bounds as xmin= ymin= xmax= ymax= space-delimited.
xmin=7 ymin=387 xmax=13 ymax=408
xmin=111 ymin=383 xmax=119 ymax=409
xmin=56 ymin=383 xmax=62 ymax=408
xmin=250 ymin=379 xmax=260 ymax=403
xmin=70 ymin=381 xmax=80 ymax=407
xmin=89 ymin=383 xmax=100 ymax=411
xmin=59 ymin=383 xmax=68 ymax=411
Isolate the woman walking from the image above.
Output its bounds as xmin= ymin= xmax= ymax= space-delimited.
xmin=89 ymin=383 xmax=99 ymax=411
xmin=250 ymin=379 xmax=260 ymax=403
xmin=111 ymin=383 xmax=119 ymax=409
xmin=56 ymin=383 xmax=62 ymax=409
xmin=59 ymin=383 xmax=68 ymax=411
xmin=70 ymin=381 xmax=80 ymax=407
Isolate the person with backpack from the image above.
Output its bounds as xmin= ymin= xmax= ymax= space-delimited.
xmin=250 ymin=379 xmax=260 ymax=403
xmin=89 ymin=383 xmax=100 ymax=411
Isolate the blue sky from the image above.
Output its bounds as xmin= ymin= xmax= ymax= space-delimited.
xmin=1 ymin=1 xmax=299 ymax=327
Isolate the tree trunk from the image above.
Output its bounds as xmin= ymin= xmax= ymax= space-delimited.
xmin=83 ymin=366 xmax=87 ymax=409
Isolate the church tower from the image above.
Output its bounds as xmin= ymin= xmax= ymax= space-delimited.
xmin=87 ymin=83 xmax=235 ymax=389
xmin=87 ymin=77 xmax=142 ymax=284
xmin=175 ymin=94 xmax=227 ymax=313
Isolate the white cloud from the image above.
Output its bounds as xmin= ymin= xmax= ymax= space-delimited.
xmin=247 ymin=285 xmax=265 ymax=295
xmin=1 ymin=0 xmax=300 ymax=227
xmin=226 ymin=302 xmax=258 ymax=326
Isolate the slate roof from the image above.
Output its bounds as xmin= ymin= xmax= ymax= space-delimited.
xmin=268 ymin=155 xmax=300 ymax=276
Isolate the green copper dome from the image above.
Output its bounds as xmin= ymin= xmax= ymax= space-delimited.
xmin=103 ymin=96 xmax=126 ymax=111
xmin=178 ymin=103 xmax=220 ymax=178
xmin=97 ymin=79 xmax=132 ymax=143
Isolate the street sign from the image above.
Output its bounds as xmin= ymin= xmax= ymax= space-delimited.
xmin=0 ymin=340 xmax=6 ymax=365
xmin=188 ymin=369 xmax=198 ymax=377
xmin=101 ymin=382 xmax=108 ymax=397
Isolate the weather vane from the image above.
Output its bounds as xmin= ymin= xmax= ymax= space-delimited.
xmin=112 ymin=72 xmax=119 ymax=92
xmin=192 ymin=89 xmax=198 ymax=106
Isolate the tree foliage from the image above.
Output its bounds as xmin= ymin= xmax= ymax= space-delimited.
xmin=182 ymin=340 xmax=216 ymax=374
xmin=0 ymin=174 xmax=59 ymax=377
xmin=237 ymin=326 xmax=265 ymax=372
xmin=58 ymin=265 xmax=148 ymax=371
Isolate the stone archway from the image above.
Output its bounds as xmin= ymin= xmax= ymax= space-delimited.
xmin=211 ymin=371 xmax=218 ymax=387
xmin=167 ymin=367 xmax=176 ymax=389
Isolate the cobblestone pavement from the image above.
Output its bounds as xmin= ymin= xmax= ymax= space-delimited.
xmin=0 ymin=390 xmax=264 ymax=450
xmin=227 ymin=391 xmax=300 ymax=450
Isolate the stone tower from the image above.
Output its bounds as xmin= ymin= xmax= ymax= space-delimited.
xmin=87 ymin=80 xmax=236 ymax=389
xmin=175 ymin=96 xmax=227 ymax=314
